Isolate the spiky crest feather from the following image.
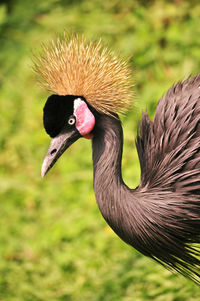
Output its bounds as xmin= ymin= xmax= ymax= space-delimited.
xmin=34 ymin=34 xmax=134 ymax=115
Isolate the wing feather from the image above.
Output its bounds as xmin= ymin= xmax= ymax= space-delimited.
xmin=136 ymin=74 xmax=200 ymax=193
xmin=134 ymin=75 xmax=200 ymax=283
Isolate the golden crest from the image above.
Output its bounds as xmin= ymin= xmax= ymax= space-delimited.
xmin=34 ymin=33 xmax=134 ymax=115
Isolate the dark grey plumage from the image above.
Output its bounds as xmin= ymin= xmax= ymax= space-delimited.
xmin=92 ymin=74 xmax=200 ymax=284
xmin=41 ymin=71 xmax=200 ymax=284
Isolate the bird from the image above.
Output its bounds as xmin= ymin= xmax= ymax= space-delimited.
xmin=35 ymin=34 xmax=200 ymax=284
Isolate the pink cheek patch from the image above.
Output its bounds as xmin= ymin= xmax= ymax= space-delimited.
xmin=74 ymin=98 xmax=95 ymax=138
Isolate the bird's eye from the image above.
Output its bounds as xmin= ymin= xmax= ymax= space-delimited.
xmin=68 ymin=116 xmax=76 ymax=126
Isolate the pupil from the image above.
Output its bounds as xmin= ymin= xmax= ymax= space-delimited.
xmin=69 ymin=118 xmax=74 ymax=124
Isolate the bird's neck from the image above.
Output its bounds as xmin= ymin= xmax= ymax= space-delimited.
xmin=92 ymin=114 xmax=131 ymax=232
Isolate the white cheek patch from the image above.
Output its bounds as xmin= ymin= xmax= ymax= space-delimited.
xmin=74 ymin=98 xmax=95 ymax=136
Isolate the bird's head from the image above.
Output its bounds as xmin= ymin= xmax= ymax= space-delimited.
xmin=41 ymin=94 xmax=96 ymax=177
xmin=34 ymin=33 xmax=133 ymax=177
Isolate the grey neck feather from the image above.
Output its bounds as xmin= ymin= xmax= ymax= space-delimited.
xmin=92 ymin=114 xmax=134 ymax=239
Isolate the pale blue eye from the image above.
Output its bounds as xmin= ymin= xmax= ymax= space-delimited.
xmin=68 ymin=116 xmax=76 ymax=126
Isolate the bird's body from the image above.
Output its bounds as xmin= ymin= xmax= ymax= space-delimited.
xmin=35 ymin=34 xmax=200 ymax=284
xmin=92 ymin=75 xmax=200 ymax=282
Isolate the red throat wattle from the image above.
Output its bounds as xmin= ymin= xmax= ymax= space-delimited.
xmin=74 ymin=98 xmax=95 ymax=139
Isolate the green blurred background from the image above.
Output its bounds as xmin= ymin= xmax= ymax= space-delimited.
xmin=0 ymin=0 xmax=200 ymax=300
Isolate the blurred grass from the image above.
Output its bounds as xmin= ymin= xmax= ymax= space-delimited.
xmin=0 ymin=0 xmax=200 ymax=300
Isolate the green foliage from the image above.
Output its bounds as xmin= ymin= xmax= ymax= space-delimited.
xmin=0 ymin=0 xmax=200 ymax=300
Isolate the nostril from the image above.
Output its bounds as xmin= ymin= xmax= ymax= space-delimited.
xmin=50 ymin=149 xmax=57 ymax=155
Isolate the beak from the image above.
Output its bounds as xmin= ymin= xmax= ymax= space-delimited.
xmin=41 ymin=128 xmax=81 ymax=178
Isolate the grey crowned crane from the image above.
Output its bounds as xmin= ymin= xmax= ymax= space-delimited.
xmin=35 ymin=34 xmax=200 ymax=284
